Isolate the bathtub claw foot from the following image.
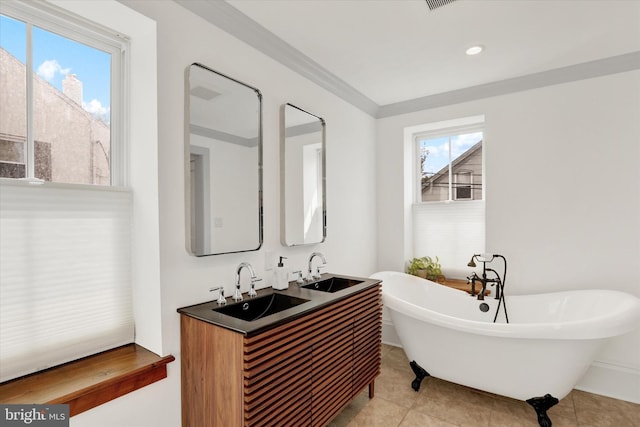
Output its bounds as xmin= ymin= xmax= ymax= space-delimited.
xmin=526 ymin=394 xmax=559 ymax=427
xmin=409 ymin=361 xmax=430 ymax=392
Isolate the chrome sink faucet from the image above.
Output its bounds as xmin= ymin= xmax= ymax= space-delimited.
xmin=234 ymin=262 xmax=261 ymax=301
xmin=307 ymin=252 xmax=327 ymax=281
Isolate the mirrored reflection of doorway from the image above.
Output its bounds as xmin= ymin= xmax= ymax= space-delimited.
xmin=190 ymin=147 xmax=210 ymax=254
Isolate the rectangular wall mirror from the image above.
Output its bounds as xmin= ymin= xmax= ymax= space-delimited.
xmin=186 ymin=63 xmax=263 ymax=256
xmin=280 ymin=103 xmax=326 ymax=246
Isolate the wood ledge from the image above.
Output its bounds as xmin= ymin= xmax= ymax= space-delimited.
xmin=0 ymin=344 xmax=174 ymax=416
xmin=440 ymin=278 xmax=490 ymax=296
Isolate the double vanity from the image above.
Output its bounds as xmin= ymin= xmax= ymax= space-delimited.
xmin=182 ymin=63 xmax=376 ymax=426
xmin=178 ymin=273 xmax=382 ymax=427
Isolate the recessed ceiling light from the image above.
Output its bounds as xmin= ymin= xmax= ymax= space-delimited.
xmin=466 ymin=45 xmax=484 ymax=56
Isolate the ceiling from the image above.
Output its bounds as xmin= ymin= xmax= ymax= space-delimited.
xmin=177 ymin=0 xmax=640 ymax=117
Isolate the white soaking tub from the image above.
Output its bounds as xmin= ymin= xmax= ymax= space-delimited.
xmin=371 ymin=271 xmax=640 ymax=426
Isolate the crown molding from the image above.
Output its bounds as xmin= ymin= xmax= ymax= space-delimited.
xmin=174 ymin=0 xmax=379 ymax=117
xmin=377 ymin=51 xmax=640 ymax=118
xmin=174 ymin=1 xmax=640 ymax=120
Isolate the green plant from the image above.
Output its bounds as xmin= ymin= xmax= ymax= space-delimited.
xmin=406 ymin=256 xmax=443 ymax=281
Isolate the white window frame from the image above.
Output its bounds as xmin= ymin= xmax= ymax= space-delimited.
xmin=0 ymin=0 xmax=129 ymax=186
xmin=414 ymin=122 xmax=484 ymax=204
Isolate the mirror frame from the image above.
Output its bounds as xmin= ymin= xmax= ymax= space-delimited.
xmin=280 ymin=103 xmax=326 ymax=247
xmin=185 ymin=63 xmax=263 ymax=256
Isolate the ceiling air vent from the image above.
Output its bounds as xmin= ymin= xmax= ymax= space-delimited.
xmin=425 ymin=0 xmax=456 ymax=11
xmin=190 ymin=86 xmax=220 ymax=101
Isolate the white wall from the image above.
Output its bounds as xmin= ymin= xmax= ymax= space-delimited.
xmin=70 ymin=0 xmax=378 ymax=426
xmin=46 ymin=1 xmax=639 ymax=424
xmin=377 ymin=70 xmax=640 ymax=402
xmin=44 ymin=1 xmax=171 ymax=426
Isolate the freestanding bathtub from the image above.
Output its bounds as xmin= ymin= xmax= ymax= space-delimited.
xmin=371 ymin=271 xmax=640 ymax=426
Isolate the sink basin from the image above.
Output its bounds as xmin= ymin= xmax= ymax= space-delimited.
xmin=213 ymin=293 xmax=309 ymax=322
xmin=301 ymin=277 xmax=364 ymax=293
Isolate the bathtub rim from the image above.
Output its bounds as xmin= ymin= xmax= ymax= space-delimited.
xmin=373 ymin=271 xmax=640 ymax=341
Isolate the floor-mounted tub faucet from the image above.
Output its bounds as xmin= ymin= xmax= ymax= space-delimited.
xmin=307 ymin=252 xmax=326 ymax=281
xmin=234 ymin=262 xmax=260 ymax=301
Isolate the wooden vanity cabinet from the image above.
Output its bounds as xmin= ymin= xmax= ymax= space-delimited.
xmin=181 ymin=284 xmax=382 ymax=427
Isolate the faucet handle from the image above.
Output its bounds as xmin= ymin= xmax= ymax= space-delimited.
xmin=209 ymin=286 xmax=227 ymax=305
xmin=292 ymin=270 xmax=304 ymax=284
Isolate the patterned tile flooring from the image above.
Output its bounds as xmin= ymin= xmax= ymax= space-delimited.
xmin=330 ymin=345 xmax=640 ymax=427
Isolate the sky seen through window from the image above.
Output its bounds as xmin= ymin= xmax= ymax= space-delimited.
xmin=1 ymin=13 xmax=111 ymax=124
xmin=419 ymin=132 xmax=482 ymax=177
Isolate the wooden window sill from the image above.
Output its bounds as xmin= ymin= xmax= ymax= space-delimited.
xmin=440 ymin=278 xmax=490 ymax=296
xmin=0 ymin=344 xmax=175 ymax=416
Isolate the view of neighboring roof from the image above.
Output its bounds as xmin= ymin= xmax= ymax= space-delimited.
xmin=422 ymin=140 xmax=482 ymax=190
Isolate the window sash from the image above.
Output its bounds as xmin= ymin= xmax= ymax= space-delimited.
xmin=1 ymin=0 xmax=128 ymax=186
xmin=416 ymin=132 xmax=483 ymax=203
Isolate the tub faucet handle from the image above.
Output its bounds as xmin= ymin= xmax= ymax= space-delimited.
xmin=467 ymin=273 xmax=479 ymax=296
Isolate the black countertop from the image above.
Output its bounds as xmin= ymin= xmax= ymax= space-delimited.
xmin=177 ymin=273 xmax=381 ymax=337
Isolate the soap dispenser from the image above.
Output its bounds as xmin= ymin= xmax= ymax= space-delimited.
xmin=273 ymin=256 xmax=289 ymax=290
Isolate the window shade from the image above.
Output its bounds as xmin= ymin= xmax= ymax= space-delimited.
xmin=0 ymin=182 xmax=134 ymax=382
xmin=413 ymin=200 xmax=485 ymax=279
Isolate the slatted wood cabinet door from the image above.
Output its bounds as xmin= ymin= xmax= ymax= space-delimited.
xmin=180 ymin=284 xmax=382 ymax=427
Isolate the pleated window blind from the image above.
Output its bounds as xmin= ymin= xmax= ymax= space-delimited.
xmin=0 ymin=182 xmax=134 ymax=382
xmin=412 ymin=200 xmax=485 ymax=278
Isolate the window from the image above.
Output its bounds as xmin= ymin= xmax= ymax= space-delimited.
xmin=454 ymin=170 xmax=473 ymax=200
xmin=0 ymin=1 xmax=132 ymax=383
xmin=418 ymin=131 xmax=483 ymax=202
xmin=412 ymin=117 xmax=485 ymax=278
xmin=0 ymin=2 xmax=123 ymax=185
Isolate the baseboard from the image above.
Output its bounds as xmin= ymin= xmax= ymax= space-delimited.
xmin=575 ymin=361 xmax=640 ymax=404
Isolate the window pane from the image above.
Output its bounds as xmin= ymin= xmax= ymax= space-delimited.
xmin=32 ymin=25 xmax=111 ymax=184
xmin=0 ymin=15 xmax=27 ymax=179
xmin=419 ymin=131 xmax=483 ymax=202
xmin=451 ymin=132 xmax=482 ymax=201
xmin=420 ymin=136 xmax=450 ymax=202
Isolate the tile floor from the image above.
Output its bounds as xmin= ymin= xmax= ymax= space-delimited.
xmin=330 ymin=345 xmax=640 ymax=427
